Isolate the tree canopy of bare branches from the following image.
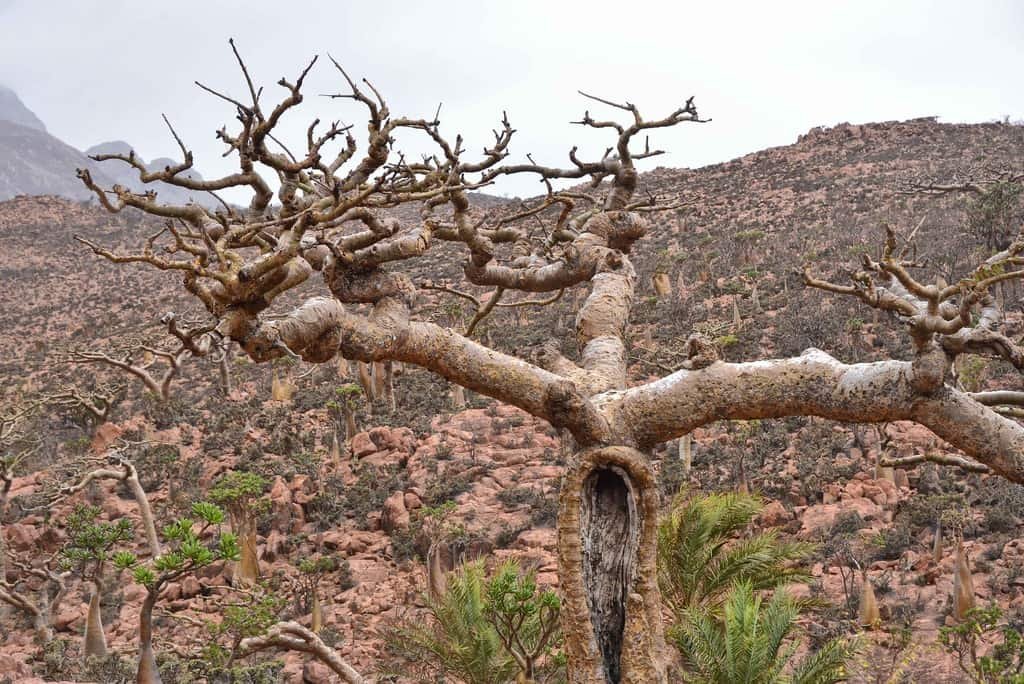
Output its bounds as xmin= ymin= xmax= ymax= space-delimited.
xmin=75 ymin=42 xmax=1024 ymax=682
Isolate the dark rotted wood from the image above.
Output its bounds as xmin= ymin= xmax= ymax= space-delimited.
xmin=580 ymin=466 xmax=640 ymax=682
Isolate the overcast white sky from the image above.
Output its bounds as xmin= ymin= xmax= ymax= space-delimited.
xmin=0 ymin=0 xmax=1021 ymax=199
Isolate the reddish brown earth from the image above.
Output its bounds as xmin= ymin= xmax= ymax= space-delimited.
xmin=1 ymin=117 xmax=1023 ymax=682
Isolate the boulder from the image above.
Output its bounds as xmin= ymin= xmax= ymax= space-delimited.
xmin=381 ymin=491 xmax=410 ymax=533
xmin=351 ymin=432 xmax=377 ymax=458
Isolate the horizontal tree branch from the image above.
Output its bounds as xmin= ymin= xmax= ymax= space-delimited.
xmin=238 ymin=621 xmax=365 ymax=684
xmin=224 ymin=296 xmax=611 ymax=445
xmin=612 ymin=348 xmax=1024 ymax=482
xmin=880 ymin=452 xmax=989 ymax=474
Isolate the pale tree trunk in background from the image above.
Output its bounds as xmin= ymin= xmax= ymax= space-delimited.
xmin=427 ymin=542 xmax=446 ymax=600
xmin=381 ymin=360 xmax=396 ymax=412
xmin=651 ymin=273 xmax=671 ymax=297
xmin=372 ymin=361 xmax=387 ymax=401
xmin=218 ymin=340 xmax=233 ymax=396
xmin=231 ymin=512 xmax=260 ymax=586
xmin=357 ymin=362 xmax=377 ymax=413
xmin=450 ymin=383 xmax=466 ymax=410
xmin=953 ymin=538 xmax=976 ymax=621
xmin=311 ymin=593 xmax=323 ymax=633
xmin=341 ymin=404 xmax=358 ymax=441
xmin=124 ymin=466 xmax=161 ymax=559
xmin=137 ymin=590 xmax=161 ymax=684
xmin=679 ymin=434 xmax=692 ymax=477
xmin=84 ymin=580 xmax=108 ymax=657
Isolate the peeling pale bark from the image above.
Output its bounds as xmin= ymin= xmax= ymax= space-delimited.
xmin=240 ymin=621 xmax=366 ymax=684
xmin=611 ymin=349 xmax=1024 ymax=483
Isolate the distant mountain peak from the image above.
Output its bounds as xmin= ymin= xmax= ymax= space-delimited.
xmin=0 ymin=85 xmax=47 ymax=132
xmin=85 ymin=140 xmax=136 ymax=158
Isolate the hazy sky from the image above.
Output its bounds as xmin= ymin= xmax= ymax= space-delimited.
xmin=1 ymin=0 xmax=1021 ymax=199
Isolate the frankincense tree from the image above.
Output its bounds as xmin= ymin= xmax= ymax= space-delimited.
xmin=77 ymin=42 xmax=1024 ymax=683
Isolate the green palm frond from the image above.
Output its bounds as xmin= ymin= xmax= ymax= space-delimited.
xmin=789 ymin=633 xmax=859 ymax=684
xmin=673 ymin=582 xmax=856 ymax=684
xmin=658 ymin=489 xmax=815 ymax=619
xmin=390 ymin=560 xmax=517 ymax=684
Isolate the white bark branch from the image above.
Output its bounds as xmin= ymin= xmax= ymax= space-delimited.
xmin=612 ymin=348 xmax=1024 ymax=483
xmin=238 ymin=621 xmax=366 ymax=684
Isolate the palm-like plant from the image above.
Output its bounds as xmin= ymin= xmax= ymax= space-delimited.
xmin=657 ymin=489 xmax=815 ymax=620
xmin=673 ymin=581 xmax=856 ymax=684
xmin=389 ymin=560 xmax=518 ymax=684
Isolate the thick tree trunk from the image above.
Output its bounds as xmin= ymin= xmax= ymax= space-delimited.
xmin=218 ymin=343 xmax=233 ymax=396
xmin=558 ymin=446 xmax=666 ymax=683
xmin=311 ymin=592 xmax=323 ymax=633
xmin=381 ymin=360 xmax=396 ymax=412
xmin=33 ymin=608 xmax=54 ymax=644
xmin=372 ymin=361 xmax=388 ymax=402
xmin=357 ymin=361 xmax=377 ymax=410
xmin=236 ymin=518 xmax=260 ymax=586
xmin=137 ymin=590 xmax=161 ymax=684
xmin=450 ymin=383 xmax=466 ymax=410
xmin=342 ymin=407 xmax=358 ymax=442
xmin=84 ymin=581 xmax=108 ymax=657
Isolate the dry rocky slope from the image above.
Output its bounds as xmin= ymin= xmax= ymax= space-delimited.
xmin=0 ymin=117 xmax=1023 ymax=682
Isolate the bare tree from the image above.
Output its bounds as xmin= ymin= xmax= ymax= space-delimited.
xmin=60 ymin=312 xmax=218 ymax=402
xmin=44 ymin=380 xmax=123 ymax=430
xmin=76 ymin=44 xmax=1024 ymax=682
xmin=0 ymin=399 xmax=41 ymax=581
xmin=58 ymin=445 xmax=163 ymax=559
xmin=901 ymin=166 xmax=1024 ymax=251
xmin=0 ymin=553 xmax=69 ymax=644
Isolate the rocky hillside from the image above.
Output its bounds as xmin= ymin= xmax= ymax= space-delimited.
xmin=1 ymin=117 xmax=1023 ymax=683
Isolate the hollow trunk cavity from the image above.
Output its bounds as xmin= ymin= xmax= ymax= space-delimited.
xmin=558 ymin=446 xmax=666 ymax=683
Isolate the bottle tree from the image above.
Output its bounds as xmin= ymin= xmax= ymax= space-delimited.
xmin=114 ymin=501 xmax=239 ymax=684
xmin=209 ymin=470 xmax=268 ymax=586
xmin=60 ymin=504 xmax=134 ymax=660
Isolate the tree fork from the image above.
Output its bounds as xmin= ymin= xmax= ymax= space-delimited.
xmin=558 ymin=446 xmax=666 ymax=683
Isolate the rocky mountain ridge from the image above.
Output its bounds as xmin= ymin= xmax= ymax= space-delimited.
xmin=0 ymin=85 xmax=212 ymax=206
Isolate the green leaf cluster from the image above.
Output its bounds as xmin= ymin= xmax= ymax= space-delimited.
xmin=939 ymin=604 xmax=1024 ymax=683
xmin=118 ymin=502 xmax=239 ymax=588
xmin=209 ymin=471 xmax=268 ymax=507
xmin=657 ymin=489 xmax=815 ymax=618
xmin=61 ymin=504 xmax=135 ymax=570
xmin=389 ymin=559 xmax=563 ymax=683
